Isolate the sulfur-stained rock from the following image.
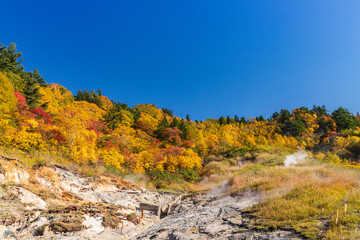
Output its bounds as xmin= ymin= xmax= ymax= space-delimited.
xmin=1 ymin=160 xmax=30 ymax=185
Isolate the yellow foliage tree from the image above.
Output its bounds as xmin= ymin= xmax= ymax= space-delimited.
xmin=55 ymin=101 xmax=104 ymax=163
xmin=99 ymin=148 xmax=124 ymax=169
xmin=0 ymin=72 xmax=17 ymax=132
xmin=39 ymin=83 xmax=73 ymax=115
xmin=99 ymin=95 xmax=113 ymax=111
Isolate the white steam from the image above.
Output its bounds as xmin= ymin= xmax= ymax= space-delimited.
xmin=206 ymin=180 xmax=230 ymax=197
xmin=284 ymin=150 xmax=308 ymax=167
xmin=124 ymin=173 xmax=149 ymax=188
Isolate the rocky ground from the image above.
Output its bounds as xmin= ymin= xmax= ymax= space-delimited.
xmin=0 ymin=156 xmax=177 ymax=239
xmin=134 ymin=188 xmax=303 ymax=240
xmin=0 ymin=155 xmax=304 ymax=239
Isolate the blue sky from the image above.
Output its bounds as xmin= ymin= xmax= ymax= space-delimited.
xmin=1 ymin=0 xmax=360 ymax=120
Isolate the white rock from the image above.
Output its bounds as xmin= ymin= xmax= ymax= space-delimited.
xmin=0 ymin=225 xmax=14 ymax=238
xmin=17 ymin=187 xmax=47 ymax=209
xmin=0 ymin=174 xmax=5 ymax=183
xmin=116 ymin=208 xmax=133 ymax=215
xmin=82 ymin=215 xmax=104 ymax=234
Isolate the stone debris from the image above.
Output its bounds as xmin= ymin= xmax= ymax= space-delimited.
xmin=133 ymin=191 xmax=303 ymax=240
xmin=82 ymin=215 xmax=104 ymax=234
xmin=0 ymin=156 xmax=179 ymax=239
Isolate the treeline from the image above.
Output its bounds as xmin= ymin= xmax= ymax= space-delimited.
xmin=1 ymin=42 xmax=360 ymax=185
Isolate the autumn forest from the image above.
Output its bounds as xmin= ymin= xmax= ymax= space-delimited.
xmin=1 ymin=42 xmax=360 ymax=187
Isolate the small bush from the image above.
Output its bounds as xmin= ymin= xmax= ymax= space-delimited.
xmin=102 ymin=215 xmax=121 ymax=229
xmin=180 ymin=168 xmax=199 ymax=183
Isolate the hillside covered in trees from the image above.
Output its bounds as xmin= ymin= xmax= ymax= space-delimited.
xmin=1 ymin=42 xmax=360 ymax=186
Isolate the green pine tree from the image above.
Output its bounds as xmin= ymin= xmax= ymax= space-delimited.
xmin=219 ymin=116 xmax=226 ymax=126
xmin=178 ymin=119 xmax=188 ymax=140
xmin=226 ymin=116 xmax=231 ymax=124
xmin=22 ymin=76 xmax=42 ymax=108
xmin=155 ymin=116 xmax=170 ymax=139
xmin=170 ymin=118 xmax=180 ymax=128
xmin=234 ymin=115 xmax=239 ymax=123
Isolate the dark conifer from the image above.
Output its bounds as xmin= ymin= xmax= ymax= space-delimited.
xmin=219 ymin=116 xmax=226 ymax=126
xmin=234 ymin=115 xmax=240 ymax=123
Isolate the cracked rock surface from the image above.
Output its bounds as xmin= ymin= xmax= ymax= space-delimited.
xmin=133 ymin=191 xmax=303 ymax=240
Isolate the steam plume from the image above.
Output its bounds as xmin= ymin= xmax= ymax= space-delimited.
xmin=284 ymin=150 xmax=308 ymax=167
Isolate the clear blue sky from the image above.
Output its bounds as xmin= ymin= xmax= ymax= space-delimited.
xmin=1 ymin=0 xmax=360 ymax=120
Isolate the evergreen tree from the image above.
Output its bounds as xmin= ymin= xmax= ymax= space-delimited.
xmin=271 ymin=112 xmax=280 ymax=121
xmin=297 ymin=106 xmax=310 ymax=113
xmin=75 ymin=89 xmax=102 ymax=107
xmin=155 ymin=116 xmax=170 ymax=139
xmin=186 ymin=114 xmax=191 ymax=122
xmin=332 ymin=107 xmax=357 ymax=131
xmin=288 ymin=116 xmax=306 ymax=136
xmin=31 ymin=69 xmax=46 ymax=86
xmin=278 ymin=109 xmax=292 ymax=134
xmin=312 ymin=105 xmax=328 ymax=117
xmin=219 ymin=116 xmax=226 ymax=126
xmin=178 ymin=119 xmax=188 ymax=140
xmin=22 ymin=77 xmax=42 ymax=108
xmin=226 ymin=116 xmax=231 ymax=124
xmin=258 ymin=115 xmax=265 ymax=121
xmin=131 ymin=108 xmax=141 ymax=123
xmin=0 ymin=43 xmax=23 ymax=73
xmin=104 ymin=101 xmax=127 ymax=129
xmin=279 ymin=109 xmax=291 ymax=124
xmin=170 ymin=117 xmax=180 ymax=128
xmin=240 ymin=117 xmax=246 ymax=124
xmin=104 ymin=107 xmax=118 ymax=130
xmin=234 ymin=115 xmax=239 ymax=123
xmin=0 ymin=43 xmax=47 ymax=89
xmin=162 ymin=108 xmax=173 ymax=117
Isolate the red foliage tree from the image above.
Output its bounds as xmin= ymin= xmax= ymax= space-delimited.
xmin=14 ymin=91 xmax=35 ymax=119
xmin=86 ymin=119 xmax=111 ymax=136
xmin=31 ymin=107 xmax=52 ymax=124
xmin=133 ymin=120 xmax=152 ymax=134
xmin=163 ymin=127 xmax=182 ymax=146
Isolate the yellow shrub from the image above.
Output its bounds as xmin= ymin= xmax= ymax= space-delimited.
xmin=99 ymin=148 xmax=124 ymax=169
xmin=11 ymin=129 xmax=46 ymax=151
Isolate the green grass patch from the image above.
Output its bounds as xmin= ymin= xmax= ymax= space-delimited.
xmin=247 ymin=184 xmax=351 ymax=239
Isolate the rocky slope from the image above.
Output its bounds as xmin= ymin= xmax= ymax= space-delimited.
xmin=0 ymin=155 xmax=305 ymax=240
xmin=133 ymin=188 xmax=303 ymax=240
xmin=0 ymin=156 xmax=177 ymax=239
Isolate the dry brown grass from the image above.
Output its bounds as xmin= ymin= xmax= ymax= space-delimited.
xmin=192 ymin=150 xmax=360 ymax=239
xmin=228 ymin=156 xmax=359 ymax=239
xmin=230 ymin=163 xmax=359 ymax=200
